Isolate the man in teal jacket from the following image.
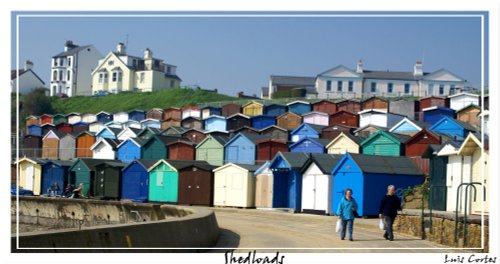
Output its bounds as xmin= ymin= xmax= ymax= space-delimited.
xmin=336 ymin=188 xmax=358 ymax=241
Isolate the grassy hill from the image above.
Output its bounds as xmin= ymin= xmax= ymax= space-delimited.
xmin=51 ymin=88 xmax=238 ymax=114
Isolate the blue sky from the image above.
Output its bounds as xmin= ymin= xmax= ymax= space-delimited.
xmin=12 ymin=13 xmax=486 ymax=97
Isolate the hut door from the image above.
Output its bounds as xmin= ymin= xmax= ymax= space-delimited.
xmin=227 ymin=146 xmax=238 ymax=163
xmin=315 ymin=175 xmax=329 ymax=213
xmin=302 ymin=174 xmax=316 ymax=211
xmin=429 ymin=156 xmax=447 ymax=211
xmin=215 ymin=173 xmax=227 ymax=205
xmin=25 ymin=164 xmax=34 ymax=191
xmin=256 ymin=174 xmax=272 ymax=208
xmin=96 ymin=169 xmax=105 ymax=197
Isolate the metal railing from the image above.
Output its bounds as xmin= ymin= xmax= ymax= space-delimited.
xmin=454 ymin=182 xmax=485 ymax=246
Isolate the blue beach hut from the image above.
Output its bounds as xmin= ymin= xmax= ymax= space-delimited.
xmin=121 ymin=159 xmax=157 ymax=202
xmin=268 ymin=152 xmax=310 ymax=212
xmin=330 ymin=153 xmax=424 ymax=216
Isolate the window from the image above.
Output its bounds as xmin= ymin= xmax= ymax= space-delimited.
xmin=140 ymin=72 xmax=145 ymax=83
xmin=450 ymin=84 xmax=456 ymax=92
xmin=348 ymin=81 xmax=353 ymax=92
xmin=170 ymin=80 xmax=175 ymax=88
xmin=326 ymin=80 xmax=332 ymax=91
xmin=59 ymin=58 xmax=64 ymax=66
xmin=68 ymin=57 xmax=72 ymax=67
xmin=53 ymin=70 xmax=57 ymax=81
xmin=387 ymin=83 xmax=394 ymax=94
xmin=112 ymin=70 xmax=122 ymax=82
xmin=167 ymin=66 xmax=172 ymax=75
xmin=67 ymin=70 xmax=71 ymax=81
xmin=370 ymin=82 xmax=377 ymax=93
xmin=53 ymin=59 xmax=58 ymax=67
xmin=337 ymin=81 xmax=343 ymax=92
xmin=98 ymin=71 xmax=108 ymax=83
xmin=107 ymin=60 xmax=114 ymax=66
xmin=405 ymin=83 xmax=411 ymax=94
xmin=428 ymin=84 xmax=434 ymax=95
xmin=132 ymin=59 xmax=137 ymax=68
xmin=59 ymin=71 xmax=63 ymax=81
xmin=439 ymin=84 xmax=445 ymax=95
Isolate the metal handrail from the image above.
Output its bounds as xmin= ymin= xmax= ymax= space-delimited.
xmin=428 ymin=184 xmax=448 ymax=232
xmin=454 ymin=182 xmax=483 ymax=246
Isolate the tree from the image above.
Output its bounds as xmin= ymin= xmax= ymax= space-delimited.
xmin=22 ymin=88 xmax=54 ymax=116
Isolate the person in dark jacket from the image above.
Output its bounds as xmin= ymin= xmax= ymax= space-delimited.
xmin=378 ymin=185 xmax=402 ymax=241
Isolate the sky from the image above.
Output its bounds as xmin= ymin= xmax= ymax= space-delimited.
xmin=12 ymin=13 xmax=486 ymax=97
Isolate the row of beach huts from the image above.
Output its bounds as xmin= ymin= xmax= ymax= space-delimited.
xmin=16 ymin=93 xmax=489 ymax=216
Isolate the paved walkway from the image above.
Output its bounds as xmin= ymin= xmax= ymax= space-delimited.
xmin=207 ymin=208 xmax=473 ymax=253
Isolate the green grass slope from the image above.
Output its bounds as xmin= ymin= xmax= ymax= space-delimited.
xmin=51 ymin=88 xmax=237 ymax=113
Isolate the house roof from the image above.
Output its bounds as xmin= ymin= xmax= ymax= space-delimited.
xmin=242 ymin=101 xmax=264 ymax=108
xmin=163 ymin=160 xmax=215 ymax=171
xmin=456 ymin=104 xmax=480 ymax=113
xmin=254 ymin=161 xmax=271 ymax=175
xmin=227 ymin=113 xmax=251 ymax=119
xmin=276 ymin=111 xmax=302 ymax=119
xmin=117 ymin=137 xmax=145 ymax=148
xmin=232 ymin=126 xmax=260 ymax=134
xmin=213 ymin=162 xmax=261 ymax=173
xmin=360 ymin=130 xmax=410 ymax=146
xmin=98 ymin=127 xmax=122 ymax=136
xmin=182 ymin=127 xmax=207 ymax=134
xmin=272 ymin=151 xmax=310 ymax=170
xmin=227 ymin=132 xmax=270 ymax=145
xmin=71 ymin=158 xmax=116 ymax=170
xmin=95 ymin=161 xmax=127 ymax=168
xmin=448 ymin=92 xmax=480 ymax=99
xmin=328 ymin=132 xmax=365 ymax=147
xmin=389 ymin=117 xmax=431 ymax=133
xmin=291 ymin=123 xmax=327 ymax=135
xmin=330 ymin=110 xmax=357 ymax=117
xmin=302 ymin=153 xmax=343 ymax=174
xmin=203 ymin=115 xmax=226 ymax=121
xmin=430 ymin=116 xmax=477 ymax=132
xmin=353 ymin=124 xmax=386 ymax=134
xmin=302 ymin=111 xmax=329 ymax=117
xmin=290 ymin=137 xmax=331 ymax=148
xmin=270 ymin=75 xmax=316 ymax=86
xmin=53 ymin=45 xmax=92 ymax=57
xmin=404 ymin=129 xmax=442 ymax=145
xmin=264 ymin=103 xmax=286 ymax=109
xmin=91 ymin=138 xmax=121 ymax=151
xmin=358 ymin=109 xmax=389 ymax=115
xmin=343 ymin=153 xmax=423 ymax=175
xmin=422 ymin=106 xmax=455 ymax=112
xmin=161 ymin=126 xmax=189 ymax=135
xmin=312 ymin=99 xmax=336 ymax=105
xmin=43 ymin=160 xmax=75 ymax=167
xmin=259 ymin=125 xmax=289 ymax=133
xmin=42 ymin=129 xmax=67 ymax=140
xmin=286 ymin=100 xmax=311 ymax=106
xmin=122 ymin=159 xmax=159 ymax=171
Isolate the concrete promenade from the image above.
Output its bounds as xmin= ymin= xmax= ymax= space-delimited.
xmin=209 ymin=207 xmax=473 ymax=253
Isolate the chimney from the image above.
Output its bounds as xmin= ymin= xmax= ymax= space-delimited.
xmin=24 ymin=60 xmax=33 ymax=71
xmin=356 ymin=59 xmax=363 ymax=73
xmin=64 ymin=40 xmax=77 ymax=52
xmin=116 ymin=42 xmax=126 ymax=55
xmin=414 ymin=61 xmax=423 ymax=76
xmin=144 ymin=48 xmax=152 ymax=59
